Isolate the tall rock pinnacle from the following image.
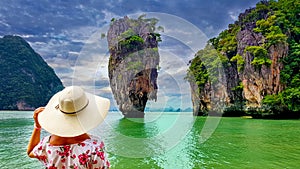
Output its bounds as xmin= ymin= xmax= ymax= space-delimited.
xmin=107 ymin=16 xmax=161 ymax=118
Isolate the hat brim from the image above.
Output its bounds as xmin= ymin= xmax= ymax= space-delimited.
xmin=38 ymin=91 xmax=110 ymax=137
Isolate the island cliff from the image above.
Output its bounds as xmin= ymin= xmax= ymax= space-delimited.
xmin=107 ymin=16 xmax=161 ymax=118
xmin=187 ymin=0 xmax=300 ymax=118
xmin=0 ymin=35 xmax=64 ymax=110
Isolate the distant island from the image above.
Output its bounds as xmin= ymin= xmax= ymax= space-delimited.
xmin=110 ymin=106 xmax=193 ymax=112
xmin=186 ymin=0 xmax=300 ymax=119
xmin=144 ymin=107 xmax=193 ymax=112
xmin=0 ymin=35 xmax=64 ymax=110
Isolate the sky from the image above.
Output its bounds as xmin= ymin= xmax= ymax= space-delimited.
xmin=0 ymin=0 xmax=260 ymax=110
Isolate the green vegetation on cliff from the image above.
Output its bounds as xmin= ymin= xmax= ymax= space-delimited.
xmin=187 ymin=0 xmax=300 ymax=118
xmin=245 ymin=46 xmax=272 ymax=67
xmin=107 ymin=15 xmax=161 ymax=118
xmin=0 ymin=35 xmax=64 ymax=110
xmin=260 ymin=0 xmax=300 ymax=115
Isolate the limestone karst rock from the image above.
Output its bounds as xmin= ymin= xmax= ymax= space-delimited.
xmin=107 ymin=16 xmax=161 ymax=118
xmin=187 ymin=1 xmax=290 ymax=116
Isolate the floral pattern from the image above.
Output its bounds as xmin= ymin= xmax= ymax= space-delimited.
xmin=33 ymin=135 xmax=110 ymax=169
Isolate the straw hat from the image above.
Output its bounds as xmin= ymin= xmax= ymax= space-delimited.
xmin=38 ymin=86 xmax=110 ymax=137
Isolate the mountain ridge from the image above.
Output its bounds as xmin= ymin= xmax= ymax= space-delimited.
xmin=0 ymin=35 xmax=64 ymax=110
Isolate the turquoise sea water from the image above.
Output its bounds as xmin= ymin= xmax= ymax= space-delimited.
xmin=0 ymin=111 xmax=299 ymax=169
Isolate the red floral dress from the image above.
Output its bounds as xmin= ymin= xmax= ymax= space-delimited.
xmin=33 ymin=135 xmax=110 ymax=169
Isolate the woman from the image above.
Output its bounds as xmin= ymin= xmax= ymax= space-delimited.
xmin=27 ymin=86 xmax=110 ymax=169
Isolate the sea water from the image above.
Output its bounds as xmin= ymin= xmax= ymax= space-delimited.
xmin=0 ymin=111 xmax=299 ymax=169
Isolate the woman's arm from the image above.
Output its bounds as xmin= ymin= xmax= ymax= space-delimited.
xmin=27 ymin=107 xmax=44 ymax=158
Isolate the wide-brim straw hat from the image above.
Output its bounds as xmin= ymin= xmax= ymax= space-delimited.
xmin=38 ymin=86 xmax=110 ymax=137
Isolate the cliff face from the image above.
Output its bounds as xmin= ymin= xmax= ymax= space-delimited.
xmin=0 ymin=35 xmax=64 ymax=110
xmin=188 ymin=1 xmax=291 ymax=116
xmin=107 ymin=16 xmax=160 ymax=118
xmin=238 ymin=29 xmax=287 ymax=108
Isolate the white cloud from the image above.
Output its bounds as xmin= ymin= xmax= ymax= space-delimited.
xmin=101 ymin=9 xmax=121 ymax=23
xmin=204 ymin=25 xmax=218 ymax=38
xmin=68 ymin=51 xmax=80 ymax=56
xmin=24 ymin=12 xmax=207 ymax=109
xmin=61 ymin=26 xmax=99 ymax=42
xmin=0 ymin=20 xmax=10 ymax=27
xmin=228 ymin=11 xmax=238 ymax=21
xmin=0 ymin=0 xmax=263 ymax=111
xmin=29 ymin=41 xmax=46 ymax=46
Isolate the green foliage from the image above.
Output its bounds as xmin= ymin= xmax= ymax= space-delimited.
xmin=138 ymin=14 xmax=147 ymax=20
xmin=253 ymin=15 xmax=277 ymax=34
xmin=263 ymin=87 xmax=300 ymax=112
xmin=231 ymin=81 xmax=244 ymax=91
xmin=118 ymin=35 xmax=144 ymax=52
xmin=148 ymin=33 xmax=162 ymax=42
xmin=265 ymin=31 xmax=288 ymax=48
xmin=246 ymin=3 xmax=289 ymax=48
xmin=188 ymin=0 xmax=300 ymax=117
xmin=157 ymin=26 xmax=164 ymax=32
xmin=251 ymin=57 xmax=272 ymax=67
xmin=212 ymin=24 xmax=240 ymax=57
xmin=245 ymin=46 xmax=272 ymax=67
xmin=152 ymin=47 xmax=158 ymax=52
xmin=101 ymin=33 xmax=106 ymax=39
xmin=119 ymin=29 xmax=136 ymax=39
xmin=136 ymin=14 xmax=162 ymax=33
xmin=281 ymin=41 xmax=300 ymax=87
xmin=0 ymin=35 xmax=64 ymax=110
xmin=127 ymin=61 xmax=143 ymax=72
xmin=273 ymin=0 xmax=300 ymax=40
xmin=260 ymin=0 xmax=300 ymax=115
xmin=115 ymin=15 xmax=162 ymax=54
xmin=230 ymin=54 xmax=245 ymax=72
xmin=186 ymin=44 xmax=226 ymax=90
xmin=127 ymin=35 xmax=144 ymax=44
xmin=245 ymin=46 xmax=267 ymax=58
xmin=241 ymin=1 xmax=270 ymax=24
xmin=186 ymin=55 xmax=208 ymax=88
xmin=153 ymin=33 xmax=162 ymax=42
xmin=198 ymin=45 xmax=226 ymax=84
